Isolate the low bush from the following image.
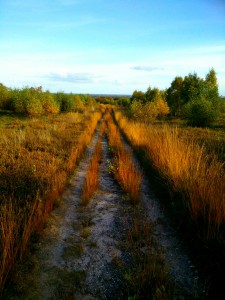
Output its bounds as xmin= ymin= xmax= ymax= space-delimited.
xmin=182 ymin=97 xmax=220 ymax=127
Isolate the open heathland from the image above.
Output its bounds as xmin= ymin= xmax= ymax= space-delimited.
xmin=0 ymin=103 xmax=224 ymax=299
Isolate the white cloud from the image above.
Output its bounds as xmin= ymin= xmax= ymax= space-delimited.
xmin=130 ymin=66 xmax=164 ymax=72
xmin=46 ymin=72 xmax=100 ymax=83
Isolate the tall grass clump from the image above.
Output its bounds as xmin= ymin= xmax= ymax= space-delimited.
xmin=0 ymin=109 xmax=103 ymax=295
xmin=114 ymin=110 xmax=225 ymax=240
xmin=105 ymin=112 xmax=142 ymax=204
xmin=81 ymin=138 xmax=103 ymax=205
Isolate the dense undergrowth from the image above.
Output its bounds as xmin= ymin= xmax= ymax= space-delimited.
xmin=0 ymin=108 xmax=103 ymax=295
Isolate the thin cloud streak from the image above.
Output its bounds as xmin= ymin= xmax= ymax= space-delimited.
xmin=131 ymin=66 xmax=164 ymax=72
xmin=46 ymin=73 xmax=100 ymax=84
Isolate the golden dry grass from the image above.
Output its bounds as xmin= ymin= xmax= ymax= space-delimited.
xmin=0 ymin=109 xmax=103 ymax=295
xmin=114 ymin=110 xmax=225 ymax=239
xmin=105 ymin=112 xmax=142 ymax=204
xmin=114 ymin=150 xmax=142 ymax=204
xmin=81 ymin=138 xmax=103 ymax=205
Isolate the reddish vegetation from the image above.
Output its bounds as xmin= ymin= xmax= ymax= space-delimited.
xmin=105 ymin=111 xmax=142 ymax=204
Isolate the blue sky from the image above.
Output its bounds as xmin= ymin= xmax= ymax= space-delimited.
xmin=0 ymin=0 xmax=225 ymax=95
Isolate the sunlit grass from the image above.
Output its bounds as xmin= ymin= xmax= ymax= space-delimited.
xmin=81 ymin=138 xmax=103 ymax=205
xmin=180 ymin=126 xmax=225 ymax=163
xmin=115 ymin=110 xmax=225 ymax=240
xmin=0 ymin=109 xmax=103 ymax=295
xmin=105 ymin=112 xmax=142 ymax=204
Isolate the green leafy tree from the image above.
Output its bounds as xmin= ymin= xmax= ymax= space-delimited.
xmin=7 ymin=89 xmax=20 ymax=111
xmin=145 ymin=87 xmax=163 ymax=103
xmin=181 ymin=69 xmax=220 ymax=126
xmin=166 ymin=77 xmax=184 ymax=116
xmin=0 ymin=83 xmax=10 ymax=109
xmin=26 ymin=96 xmax=43 ymax=118
xmin=181 ymin=73 xmax=205 ymax=103
xmin=13 ymin=88 xmax=30 ymax=113
xmin=219 ymin=98 xmax=225 ymax=114
xmin=9 ymin=86 xmax=51 ymax=117
xmin=204 ymin=68 xmax=219 ymax=102
xmin=55 ymin=92 xmax=74 ymax=112
xmin=117 ymin=97 xmax=130 ymax=107
xmin=12 ymin=87 xmax=43 ymax=116
xmin=131 ymin=90 xmax=146 ymax=103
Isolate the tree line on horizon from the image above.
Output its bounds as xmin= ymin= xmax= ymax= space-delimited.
xmin=0 ymin=85 xmax=97 ymax=118
xmin=0 ymin=68 xmax=224 ymax=126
